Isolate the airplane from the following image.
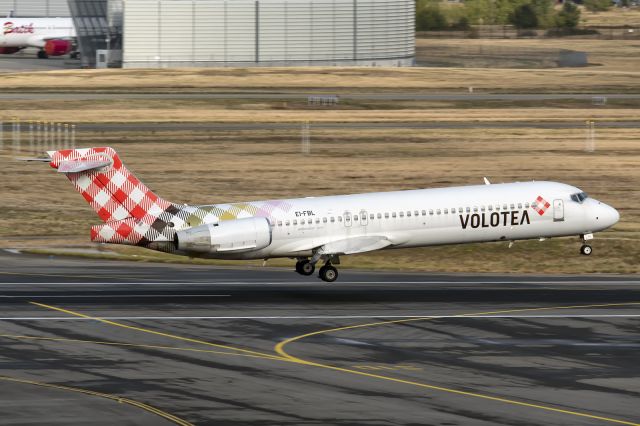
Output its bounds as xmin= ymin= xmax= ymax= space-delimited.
xmin=38 ymin=147 xmax=619 ymax=282
xmin=1 ymin=15 xmax=76 ymax=58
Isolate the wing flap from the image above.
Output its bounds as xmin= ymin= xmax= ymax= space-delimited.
xmin=321 ymin=235 xmax=392 ymax=255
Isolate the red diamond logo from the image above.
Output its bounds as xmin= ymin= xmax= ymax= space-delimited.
xmin=533 ymin=196 xmax=551 ymax=216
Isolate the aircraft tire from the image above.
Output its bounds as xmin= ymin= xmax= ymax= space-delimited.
xmin=319 ymin=265 xmax=338 ymax=283
xmin=296 ymin=260 xmax=315 ymax=276
xmin=580 ymin=245 xmax=592 ymax=256
xmin=37 ymin=50 xmax=49 ymax=59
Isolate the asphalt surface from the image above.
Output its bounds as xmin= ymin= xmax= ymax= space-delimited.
xmin=0 ymin=250 xmax=639 ymax=425
xmin=0 ymin=52 xmax=80 ymax=72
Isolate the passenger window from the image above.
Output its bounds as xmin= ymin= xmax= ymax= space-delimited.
xmin=422 ymin=210 xmax=426 ymax=216
xmin=370 ymin=214 xmax=374 ymax=220
xmin=353 ymin=215 xmax=358 ymax=221
xmin=377 ymin=213 xmax=382 ymax=219
xmin=277 ymin=220 xmax=282 ymax=226
xmin=436 ymin=209 xmax=441 ymax=215
xmin=338 ymin=216 xmax=342 ymax=222
xmin=503 ymin=204 xmax=508 ymax=210
xmin=429 ymin=209 xmax=434 ymax=215
xmin=480 ymin=206 xmax=485 ymax=212
xmin=399 ymin=212 xmax=404 ymax=217
xmin=293 ymin=220 xmax=297 ymax=225
xmin=532 ymin=202 xmax=537 ymax=208
xmin=323 ymin=217 xmax=327 ymax=223
xmin=407 ymin=211 xmax=412 ymax=217
xmin=285 ymin=220 xmax=290 ymax=226
xmin=466 ymin=207 xmax=470 ymax=213
xmin=330 ymin=217 xmax=335 ymax=222
xmin=443 ymin=208 xmax=448 ymax=214
xmin=496 ymin=205 xmax=500 ymax=211
xmin=385 ymin=213 xmax=389 ymax=218
xmin=510 ymin=204 xmax=515 ymax=209
xmin=414 ymin=210 xmax=419 ymax=216
xmin=392 ymin=212 xmax=397 ymax=218
xmin=488 ymin=205 xmax=493 ymax=211
xmin=473 ymin=207 xmax=478 ymax=212
xmin=300 ymin=219 xmax=305 ymax=225
xmin=525 ymin=202 xmax=530 ymax=208
xmin=315 ymin=218 xmax=320 ymax=224
xmin=458 ymin=207 xmax=463 ymax=213
xmin=517 ymin=203 xmax=522 ymax=209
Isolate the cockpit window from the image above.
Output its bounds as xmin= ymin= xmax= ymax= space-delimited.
xmin=571 ymin=192 xmax=589 ymax=203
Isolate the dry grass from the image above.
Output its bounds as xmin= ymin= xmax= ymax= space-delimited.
xmin=0 ymin=64 xmax=637 ymax=274
xmin=0 ymin=65 xmax=639 ymax=94
xmin=581 ymin=7 xmax=640 ymax=27
xmin=2 ymin=127 xmax=638 ymax=274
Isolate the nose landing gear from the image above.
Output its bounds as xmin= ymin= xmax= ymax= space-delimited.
xmin=580 ymin=233 xmax=593 ymax=256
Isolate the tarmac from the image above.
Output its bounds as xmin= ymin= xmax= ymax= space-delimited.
xmin=0 ymin=249 xmax=638 ymax=425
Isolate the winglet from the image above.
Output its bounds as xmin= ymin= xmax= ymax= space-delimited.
xmin=483 ymin=177 xmax=491 ymax=185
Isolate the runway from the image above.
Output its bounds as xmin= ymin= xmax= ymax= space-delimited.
xmin=1 ymin=250 xmax=639 ymax=425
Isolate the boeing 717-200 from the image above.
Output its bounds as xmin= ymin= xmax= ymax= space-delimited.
xmin=39 ymin=147 xmax=619 ymax=282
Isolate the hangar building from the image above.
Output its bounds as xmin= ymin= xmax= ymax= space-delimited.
xmin=0 ymin=0 xmax=70 ymax=17
xmin=6 ymin=0 xmax=415 ymax=69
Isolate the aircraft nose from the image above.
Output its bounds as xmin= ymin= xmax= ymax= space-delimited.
xmin=599 ymin=203 xmax=620 ymax=229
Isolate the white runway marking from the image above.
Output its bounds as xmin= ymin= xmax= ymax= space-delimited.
xmin=1 ymin=280 xmax=639 ymax=285
xmin=0 ymin=314 xmax=638 ymax=321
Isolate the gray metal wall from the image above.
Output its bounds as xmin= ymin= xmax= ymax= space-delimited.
xmin=122 ymin=0 xmax=414 ymax=68
xmin=0 ymin=0 xmax=70 ymax=17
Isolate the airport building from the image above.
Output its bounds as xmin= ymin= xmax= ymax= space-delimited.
xmin=0 ymin=0 xmax=70 ymax=17
xmin=71 ymin=0 xmax=414 ymax=68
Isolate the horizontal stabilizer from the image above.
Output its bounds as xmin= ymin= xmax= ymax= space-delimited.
xmin=55 ymin=158 xmax=112 ymax=173
xmin=16 ymin=157 xmax=51 ymax=162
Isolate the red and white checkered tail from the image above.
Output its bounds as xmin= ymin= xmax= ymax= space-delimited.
xmin=48 ymin=147 xmax=174 ymax=231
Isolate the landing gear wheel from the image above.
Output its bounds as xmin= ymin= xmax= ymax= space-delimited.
xmin=295 ymin=259 xmax=315 ymax=276
xmin=319 ymin=265 xmax=338 ymax=283
xmin=580 ymin=245 xmax=592 ymax=256
xmin=37 ymin=50 xmax=48 ymax=59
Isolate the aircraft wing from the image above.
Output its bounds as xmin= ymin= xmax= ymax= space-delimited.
xmin=318 ymin=235 xmax=393 ymax=255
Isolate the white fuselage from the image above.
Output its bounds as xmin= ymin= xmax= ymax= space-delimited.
xmin=1 ymin=18 xmax=74 ymax=49
xmin=182 ymin=181 xmax=619 ymax=260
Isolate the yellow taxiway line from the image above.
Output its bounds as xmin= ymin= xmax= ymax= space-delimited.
xmin=0 ymin=375 xmax=193 ymax=426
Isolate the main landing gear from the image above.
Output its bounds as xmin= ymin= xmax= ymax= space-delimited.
xmin=295 ymin=257 xmax=339 ymax=282
xmin=295 ymin=259 xmax=315 ymax=276
xmin=580 ymin=233 xmax=593 ymax=256
xmin=318 ymin=264 xmax=338 ymax=283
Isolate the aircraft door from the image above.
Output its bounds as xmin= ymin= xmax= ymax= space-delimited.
xmin=553 ymin=199 xmax=564 ymax=222
xmin=343 ymin=212 xmax=352 ymax=227
xmin=360 ymin=210 xmax=368 ymax=226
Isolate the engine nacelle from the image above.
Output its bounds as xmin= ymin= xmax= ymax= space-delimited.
xmin=44 ymin=39 xmax=72 ymax=56
xmin=0 ymin=47 xmax=21 ymax=54
xmin=175 ymin=217 xmax=272 ymax=254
